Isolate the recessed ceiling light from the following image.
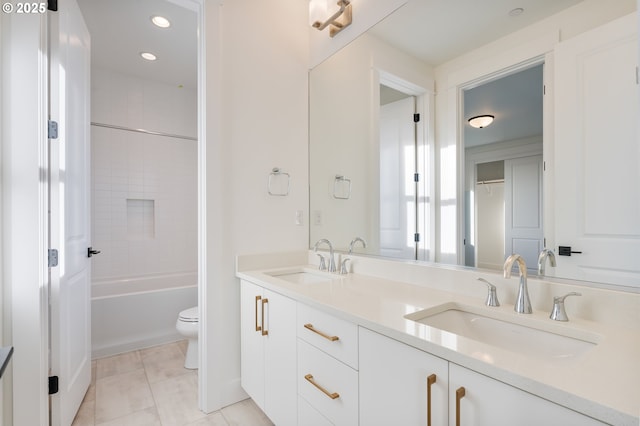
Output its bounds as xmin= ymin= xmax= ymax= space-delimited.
xmin=151 ymin=15 xmax=171 ymax=28
xmin=509 ymin=8 xmax=524 ymax=17
xmin=140 ymin=52 xmax=157 ymax=61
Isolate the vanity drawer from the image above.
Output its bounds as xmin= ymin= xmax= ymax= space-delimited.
xmin=298 ymin=395 xmax=333 ymax=426
xmin=297 ymin=303 xmax=358 ymax=369
xmin=298 ymin=339 xmax=358 ymax=426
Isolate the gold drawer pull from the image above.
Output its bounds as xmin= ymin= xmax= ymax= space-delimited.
xmin=254 ymin=295 xmax=262 ymax=332
xmin=304 ymin=323 xmax=339 ymax=341
xmin=427 ymin=374 xmax=436 ymax=426
xmin=261 ymin=298 xmax=269 ymax=336
xmin=456 ymin=387 xmax=466 ymax=426
xmin=304 ymin=374 xmax=340 ymax=399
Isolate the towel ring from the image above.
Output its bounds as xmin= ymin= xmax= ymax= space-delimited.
xmin=333 ymin=175 xmax=351 ymax=199
xmin=268 ymin=168 xmax=290 ymax=196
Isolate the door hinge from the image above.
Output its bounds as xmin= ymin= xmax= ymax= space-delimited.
xmin=48 ymin=249 xmax=59 ymax=268
xmin=414 ymin=233 xmax=420 ymax=243
xmin=413 ymin=113 xmax=420 ymax=123
xmin=48 ymin=376 xmax=59 ymax=395
xmin=543 ymin=85 xmax=546 ymax=95
xmin=414 ymin=173 xmax=420 ymax=182
xmin=48 ymin=120 xmax=58 ymax=139
xmin=48 ymin=0 xmax=58 ymax=11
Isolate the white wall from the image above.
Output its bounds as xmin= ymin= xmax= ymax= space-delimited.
xmin=91 ymin=68 xmax=197 ymax=283
xmin=202 ymin=0 xmax=310 ymax=412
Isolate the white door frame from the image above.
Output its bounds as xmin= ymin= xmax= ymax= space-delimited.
xmin=165 ymin=0 xmax=225 ymax=412
xmin=0 ymin=12 xmax=50 ymax=426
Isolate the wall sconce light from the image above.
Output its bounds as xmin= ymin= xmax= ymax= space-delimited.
xmin=468 ymin=115 xmax=495 ymax=128
xmin=310 ymin=0 xmax=352 ymax=38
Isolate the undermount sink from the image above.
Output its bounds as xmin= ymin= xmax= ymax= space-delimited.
xmin=266 ymin=268 xmax=334 ymax=285
xmin=405 ymin=303 xmax=599 ymax=360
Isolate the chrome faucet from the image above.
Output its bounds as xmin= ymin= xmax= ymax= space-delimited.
xmin=550 ymin=292 xmax=581 ymax=321
xmin=339 ymin=257 xmax=351 ymax=275
xmin=537 ymin=248 xmax=557 ymax=276
xmin=348 ymin=237 xmax=367 ymax=254
xmin=503 ymin=254 xmax=532 ymax=314
xmin=477 ymin=278 xmax=500 ymax=307
xmin=337 ymin=237 xmax=367 ymax=275
xmin=314 ymin=239 xmax=336 ymax=273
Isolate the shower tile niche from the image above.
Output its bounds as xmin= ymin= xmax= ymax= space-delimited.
xmin=127 ymin=198 xmax=155 ymax=239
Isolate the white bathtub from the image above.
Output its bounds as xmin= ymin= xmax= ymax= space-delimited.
xmin=91 ymin=272 xmax=198 ymax=359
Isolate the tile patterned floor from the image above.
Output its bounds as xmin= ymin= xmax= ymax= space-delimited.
xmin=72 ymin=341 xmax=274 ymax=426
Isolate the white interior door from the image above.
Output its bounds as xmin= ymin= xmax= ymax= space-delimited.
xmin=379 ymin=96 xmax=416 ymax=258
xmin=49 ymin=1 xmax=92 ymax=424
xmin=553 ymin=13 xmax=639 ymax=287
xmin=504 ymin=155 xmax=543 ymax=273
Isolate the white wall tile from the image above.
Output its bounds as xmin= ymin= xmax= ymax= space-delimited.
xmin=91 ymin=68 xmax=197 ymax=281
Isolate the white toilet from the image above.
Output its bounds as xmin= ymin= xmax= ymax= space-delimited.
xmin=176 ymin=306 xmax=198 ymax=369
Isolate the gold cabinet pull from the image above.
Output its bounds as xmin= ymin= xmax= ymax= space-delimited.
xmin=304 ymin=323 xmax=339 ymax=341
xmin=261 ymin=298 xmax=269 ymax=336
xmin=427 ymin=374 xmax=436 ymax=426
xmin=304 ymin=374 xmax=340 ymax=399
xmin=254 ymin=295 xmax=262 ymax=332
xmin=455 ymin=387 xmax=466 ymax=426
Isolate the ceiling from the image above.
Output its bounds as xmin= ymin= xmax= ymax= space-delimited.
xmin=464 ymin=64 xmax=543 ymax=148
xmin=77 ymin=0 xmax=197 ymax=89
xmin=369 ymin=0 xmax=582 ymax=66
xmin=77 ymin=0 xmax=580 ymax=145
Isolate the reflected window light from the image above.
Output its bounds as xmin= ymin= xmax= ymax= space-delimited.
xmin=469 ymin=189 xmax=475 ymax=245
xmin=440 ymin=144 xmax=457 ymax=199
xmin=441 ymin=204 xmax=457 ymax=255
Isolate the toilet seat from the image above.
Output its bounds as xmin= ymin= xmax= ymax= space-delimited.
xmin=179 ymin=307 xmax=198 ymax=323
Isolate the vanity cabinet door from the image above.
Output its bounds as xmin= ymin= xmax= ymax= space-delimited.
xmin=240 ymin=280 xmax=265 ymax=409
xmin=263 ymin=288 xmax=297 ymax=426
xmin=240 ymin=280 xmax=297 ymax=426
xmin=359 ymin=327 xmax=448 ymax=426
xmin=449 ymin=363 xmax=605 ymax=426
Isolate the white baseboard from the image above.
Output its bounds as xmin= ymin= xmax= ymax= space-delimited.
xmin=92 ymin=331 xmax=184 ymax=359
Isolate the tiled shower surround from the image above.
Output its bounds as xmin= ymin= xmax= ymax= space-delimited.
xmin=90 ymin=68 xmax=197 ymax=282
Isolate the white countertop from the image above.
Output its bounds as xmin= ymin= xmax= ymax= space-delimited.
xmin=236 ymin=254 xmax=640 ymax=425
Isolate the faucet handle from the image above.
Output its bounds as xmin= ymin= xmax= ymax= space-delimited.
xmin=550 ymin=292 xmax=581 ymax=321
xmin=477 ymin=278 xmax=500 ymax=307
xmin=317 ymin=254 xmax=327 ymax=271
xmin=340 ymin=258 xmax=351 ymax=275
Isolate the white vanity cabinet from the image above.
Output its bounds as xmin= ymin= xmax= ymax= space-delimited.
xmin=449 ymin=363 xmax=606 ymax=426
xmin=297 ymin=304 xmax=359 ymax=425
xmin=359 ymin=327 xmax=449 ymax=426
xmin=359 ymin=327 xmax=606 ymax=426
xmin=240 ymin=280 xmax=297 ymax=426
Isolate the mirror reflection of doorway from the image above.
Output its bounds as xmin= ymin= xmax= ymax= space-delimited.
xmin=463 ymin=64 xmax=544 ymax=273
xmin=379 ymin=85 xmax=417 ymax=259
